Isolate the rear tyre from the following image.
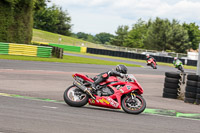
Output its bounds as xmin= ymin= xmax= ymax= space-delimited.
xmin=63 ymin=85 xmax=89 ymax=107
xmin=121 ymin=95 xmax=146 ymax=114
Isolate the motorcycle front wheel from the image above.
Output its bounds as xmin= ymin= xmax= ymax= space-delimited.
xmin=121 ymin=94 xmax=146 ymax=114
xmin=151 ymin=63 xmax=157 ymax=69
xmin=63 ymin=85 xmax=89 ymax=107
xmin=178 ymin=65 xmax=184 ymax=72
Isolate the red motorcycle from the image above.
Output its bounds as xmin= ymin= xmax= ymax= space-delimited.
xmin=63 ymin=73 xmax=146 ymax=114
xmin=147 ymin=58 xmax=157 ymax=69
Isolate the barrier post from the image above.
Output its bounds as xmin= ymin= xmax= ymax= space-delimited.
xmin=197 ymin=43 xmax=200 ymax=75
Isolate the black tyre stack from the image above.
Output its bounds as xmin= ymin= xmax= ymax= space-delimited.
xmin=196 ymin=76 xmax=200 ymax=105
xmin=163 ymin=72 xmax=181 ymax=99
xmin=184 ymin=73 xmax=198 ymax=104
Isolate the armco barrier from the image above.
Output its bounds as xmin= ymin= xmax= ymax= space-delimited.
xmin=0 ymin=42 xmax=9 ymax=54
xmin=31 ymin=42 xmax=198 ymax=66
xmin=187 ymin=59 xmax=197 ymax=66
xmin=32 ymin=41 xmax=88 ymax=55
xmin=86 ymin=47 xmax=198 ymax=66
xmin=0 ymin=42 xmax=52 ymax=58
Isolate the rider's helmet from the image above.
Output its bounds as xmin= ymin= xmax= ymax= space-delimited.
xmin=146 ymin=54 xmax=150 ymax=58
xmin=116 ymin=64 xmax=127 ymax=74
xmin=174 ymin=57 xmax=177 ymax=60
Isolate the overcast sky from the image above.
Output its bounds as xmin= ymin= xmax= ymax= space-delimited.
xmin=50 ymin=0 xmax=200 ymax=35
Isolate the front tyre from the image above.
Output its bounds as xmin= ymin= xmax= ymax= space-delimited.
xmin=63 ymin=85 xmax=89 ymax=107
xmin=151 ymin=63 xmax=157 ymax=69
xmin=121 ymin=95 xmax=146 ymax=114
xmin=178 ymin=65 xmax=184 ymax=72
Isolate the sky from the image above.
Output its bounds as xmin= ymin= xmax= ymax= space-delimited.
xmin=50 ymin=0 xmax=200 ymax=35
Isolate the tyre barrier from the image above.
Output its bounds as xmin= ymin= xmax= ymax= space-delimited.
xmin=195 ymin=76 xmax=200 ymax=105
xmin=184 ymin=73 xmax=198 ymax=104
xmin=163 ymin=72 xmax=181 ymax=99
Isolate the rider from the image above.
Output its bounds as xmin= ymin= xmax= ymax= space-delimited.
xmin=173 ymin=57 xmax=183 ymax=69
xmin=91 ymin=64 xmax=128 ymax=90
xmin=146 ymin=54 xmax=157 ymax=65
xmin=173 ymin=57 xmax=181 ymax=65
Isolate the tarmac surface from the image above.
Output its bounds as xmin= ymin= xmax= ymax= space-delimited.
xmin=0 ymin=56 xmax=200 ymax=114
xmin=1 ymin=95 xmax=200 ymax=133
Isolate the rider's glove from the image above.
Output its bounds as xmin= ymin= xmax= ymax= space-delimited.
xmin=120 ymin=73 xmax=128 ymax=78
xmin=120 ymin=73 xmax=125 ymax=78
xmin=124 ymin=74 xmax=129 ymax=79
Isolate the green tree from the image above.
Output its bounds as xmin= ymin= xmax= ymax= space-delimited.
xmin=168 ymin=20 xmax=189 ymax=53
xmin=144 ymin=18 xmax=189 ymax=53
xmin=95 ymin=32 xmax=114 ymax=44
xmin=124 ymin=19 xmax=147 ymax=48
xmin=34 ymin=4 xmax=72 ymax=36
xmin=34 ymin=0 xmax=50 ymax=11
xmin=0 ymin=0 xmax=35 ymax=44
xmin=183 ymin=23 xmax=200 ymax=50
xmin=110 ymin=25 xmax=129 ymax=46
xmin=75 ymin=32 xmax=98 ymax=43
xmin=76 ymin=32 xmax=88 ymax=40
xmin=144 ymin=17 xmax=171 ymax=50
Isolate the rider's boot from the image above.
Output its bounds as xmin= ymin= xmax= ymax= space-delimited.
xmin=91 ymin=77 xmax=104 ymax=90
xmin=84 ymin=89 xmax=96 ymax=99
xmin=73 ymin=81 xmax=96 ymax=99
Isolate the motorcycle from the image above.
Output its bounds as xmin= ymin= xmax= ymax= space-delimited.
xmin=174 ymin=60 xmax=184 ymax=72
xmin=147 ymin=58 xmax=157 ymax=69
xmin=63 ymin=73 xmax=146 ymax=114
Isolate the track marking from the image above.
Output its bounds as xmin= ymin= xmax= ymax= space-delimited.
xmin=42 ymin=106 xmax=58 ymax=109
xmin=0 ymin=68 xmax=164 ymax=78
xmin=1 ymin=93 xmax=199 ymax=120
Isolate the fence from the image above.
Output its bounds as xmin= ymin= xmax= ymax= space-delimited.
xmin=0 ymin=42 xmax=52 ymax=58
xmin=30 ymin=42 xmax=198 ymax=66
xmin=86 ymin=47 xmax=197 ymax=66
xmin=49 ymin=43 xmax=87 ymax=53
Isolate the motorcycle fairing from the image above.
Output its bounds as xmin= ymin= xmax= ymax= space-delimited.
xmin=88 ymin=80 xmax=143 ymax=109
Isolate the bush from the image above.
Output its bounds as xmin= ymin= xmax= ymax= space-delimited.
xmin=0 ymin=0 xmax=34 ymax=44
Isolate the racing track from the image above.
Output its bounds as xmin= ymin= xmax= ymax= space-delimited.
xmin=0 ymin=95 xmax=200 ymax=133
xmin=0 ymin=57 xmax=200 ymax=133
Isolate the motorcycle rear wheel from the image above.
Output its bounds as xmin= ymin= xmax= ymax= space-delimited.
xmin=63 ymin=85 xmax=89 ymax=107
xmin=121 ymin=95 xmax=146 ymax=114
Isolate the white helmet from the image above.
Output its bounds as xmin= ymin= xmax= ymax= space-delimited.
xmin=146 ymin=54 xmax=150 ymax=57
xmin=174 ymin=57 xmax=177 ymax=60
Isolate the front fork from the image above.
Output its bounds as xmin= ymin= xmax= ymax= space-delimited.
xmin=131 ymin=92 xmax=137 ymax=100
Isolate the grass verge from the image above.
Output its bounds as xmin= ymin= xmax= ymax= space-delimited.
xmin=32 ymin=29 xmax=106 ymax=49
xmin=0 ymin=54 xmax=141 ymax=67
xmin=65 ymin=51 xmax=197 ymax=70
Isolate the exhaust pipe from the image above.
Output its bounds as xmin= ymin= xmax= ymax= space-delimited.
xmin=73 ymin=81 xmax=96 ymax=99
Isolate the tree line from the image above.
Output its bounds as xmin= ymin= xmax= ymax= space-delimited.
xmin=0 ymin=0 xmax=200 ymax=53
xmin=111 ymin=18 xmax=200 ymax=53
xmin=33 ymin=1 xmax=200 ymax=53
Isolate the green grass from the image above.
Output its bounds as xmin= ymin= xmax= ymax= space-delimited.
xmin=65 ymin=51 xmax=197 ymax=70
xmin=0 ymin=54 xmax=141 ymax=67
xmin=32 ymin=29 xmax=106 ymax=49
